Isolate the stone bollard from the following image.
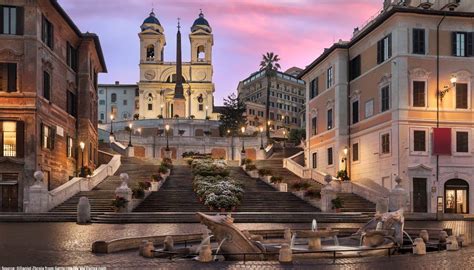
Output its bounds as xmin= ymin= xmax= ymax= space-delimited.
xmin=198 ymin=244 xmax=213 ymax=262
xmin=163 ymin=236 xmax=174 ymax=251
xmin=439 ymin=231 xmax=448 ymax=244
xmin=77 ymin=197 xmax=91 ymax=224
xmin=320 ymin=174 xmax=337 ymax=212
xmin=142 ymin=241 xmax=155 ymax=258
xmin=419 ymin=230 xmax=429 ymax=243
xmin=413 ymin=238 xmax=426 ymax=255
xmin=279 ymin=243 xmax=293 ymax=264
xmin=447 ymin=235 xmax=459 ymax=251
xmin=284 ymin=228 xmax=292 ymax=243
xmin=139 ymin=240 xmax=149 ymax=256
xmin=126 ymin=146 xmax=134 ymax=157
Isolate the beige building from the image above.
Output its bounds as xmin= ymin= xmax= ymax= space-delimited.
xmin=238 ymin=68 xmax=306 ymax=133
xmin=0 ymin=0 xmax=106 ymax=211
xmin=300 ymin=0 xmax=474 ymax=214
xmin=137 ymin=10 xmax=219 ymax=120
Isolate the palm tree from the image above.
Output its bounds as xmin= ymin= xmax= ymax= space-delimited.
xmin=260 ymin=52 xmax=281 ymax=139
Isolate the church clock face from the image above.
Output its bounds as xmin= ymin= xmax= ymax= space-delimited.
xmin=144 ymin=70 xmax=155 ymax=80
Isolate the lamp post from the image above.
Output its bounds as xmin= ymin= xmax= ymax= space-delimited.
xmin=160 ymin=104 xmax=164 ymax=117
xmin=259 ymin=126 xmax=264 ymax=150
xmin=110 ymin=114 xmax=114 ymax=135
xmin=228 ymin=129 xmax=234 ymax=160
xmin=205 ymin=105 xmax=209 ymax=119
xmin=79 ymin=141 xmax=85 ymax=177
xmin=128 ymin=123 xmax=133 ymax=147
xmin=165 ymin=124 xmax=170 ymax=151
xmin=282 ymin=129 xmax=287 ymax=148
xmin=241 ymin=126 xmax=246 ymax=154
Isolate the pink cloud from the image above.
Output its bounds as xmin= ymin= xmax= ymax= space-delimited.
xmin=58 ymin=0 xmax=381 ymax=105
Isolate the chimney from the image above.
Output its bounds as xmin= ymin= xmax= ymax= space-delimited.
xmin=115 ymin=81 xmax=119 ymax=85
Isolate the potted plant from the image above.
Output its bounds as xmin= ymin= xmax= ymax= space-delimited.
xmin=158 ymin=165 xmax=169 ymax=180
xmin=112 ymin=196 xmax=129 ymax=212
xmin=178 ymin=129 xmax=185 ymax=136
xmin=270 ymin=176 xmax=287 ymax=192
xmin=331 ymin=197 xmax=344 ymax=212
xmin=150 ymin=175 xmax=162 ymax=191
xmin=270 ymin=176 xmax=283 ymax=184
xmin=258 ymin=169 xmax=273 ymax=182
xmin=132 ymin=186 xmax=145 ymax=199
xmin=245 ymin=164 xmax=259 ymax=178
xmin=304 ymin=188 xmax=321 ymax=199
xmin=336 ymin=170 xmax=349 ymax=181
xmin=241 ymin=158 xmax=252 ymax=170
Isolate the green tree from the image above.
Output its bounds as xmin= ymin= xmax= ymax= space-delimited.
xmin=219 ymin=93 xmax=247 ymax=136
xmin=288 ymin=128 xmax=306 ymax=142
xmin=260 ymin=52 xmax=281 ymax=139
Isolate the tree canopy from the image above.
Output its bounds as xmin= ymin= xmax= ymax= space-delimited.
xmin=219 ymin=93 xmax=247 ymax=136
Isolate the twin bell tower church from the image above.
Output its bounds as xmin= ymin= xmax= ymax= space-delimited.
xmin=137 ymin=10 xmax=217 ymax=120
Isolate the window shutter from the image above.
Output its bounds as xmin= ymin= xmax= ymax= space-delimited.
xmin=50 ymin=127 xmax=55 ymax=150
xmin=420 ymin=30 xmax=425 ymax=54
xmin=0 ymin=6 xmax=4 ymax=34
xmin=452 ymin=32 xmax=457 ymax=56
xmin=40 ymin=123 xmax=44 ymax=148
xmin=388 ymin=34 xmax=392 ymax=58
xmin=0 ymin=120 xmax=3 ymax=157
xmin=467 ymin=32 xmax=473 ymax=57
xmin=50 ymin=23 xmax=54 ymax=49
xmin=41 ymin=16 xmax=46 ymax=43
xmin=377 ymin=40 xmax=382 ymax=64
xmin=66 ymin=135 xmax=69 ymax=157
xmin=16 ymin=7 xmax=24 ymax=35
xmin=7 ymin=63 xmax=17 ymax=92
xmin=16 ymin=121 xmax=24 ymax=158
xmin=413 ymin=29 xmax=419 ymax=53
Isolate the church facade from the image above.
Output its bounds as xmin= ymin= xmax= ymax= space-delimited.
xmin=137 ymin=10 xmax=218 ymax=120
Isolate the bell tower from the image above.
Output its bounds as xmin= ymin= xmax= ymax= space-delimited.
xmin=139 ymin=9 xmax=166 ymax=63
xmin=189 ymin=10 xmax=213 ymax=64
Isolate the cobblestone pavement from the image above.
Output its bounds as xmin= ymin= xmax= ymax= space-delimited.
xmin=0 ymin=222 xmax=473 ymax=269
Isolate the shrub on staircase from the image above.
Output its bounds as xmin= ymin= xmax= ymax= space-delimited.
xmin=158 ymin=165 xmax=169 ymax=174
xmin=270 ymin=176 xmax=283 ymax=184
xmin=258 ymin=168 xmax=272 ymax=176
xmin=132 ymin=186 xmax=145 ymax=199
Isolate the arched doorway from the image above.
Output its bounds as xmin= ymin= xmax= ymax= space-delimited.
xmin=444 ymin=179 xmax=469 ymax=214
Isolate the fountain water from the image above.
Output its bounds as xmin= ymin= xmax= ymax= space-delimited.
xmin=403 ymin=230 xmax=414 ymax=245
xmin=214 ymin=237 xmax=228 ymax=261
xmin=196 ymin=234 xmax=214 ymax=254
xmin=290 ymin=233 xmax=297 ymax=249
xmin=312 ymin=219 xmax=318 ymax=232
xmin=334 ymin=235 xmax=340 ymax=246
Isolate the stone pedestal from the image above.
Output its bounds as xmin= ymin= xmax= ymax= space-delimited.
xmin=115 ymin=173 xmax=133 ymax=212
xmin=308 ymin=237 xmax=322 ymax=250
xmin=198 ymin=245 xmax=213 ymax=262
xmin=77 ymin=196 xmax=91 ymax=224
xmin=142 ymin=241 xmax=155 ymax=258
xmin=277 ymin=183 xmax=288 ymax=192
xmin=164 ymin=150 xmax=172 ymax=159
xmin=256 ymin=149 xmax=266 ymax=160
xmin=25 ymin=171 xmax=49 ymax=213
xmin=126 ymin=146 xmax=134 ymax=157
xmin=150 ymin=182 xmax=160 ymax=191
xmin=447 ymin=236 xmax=459 ymax=251
xmin=320 ymin=175 xmax=337 ymax=212
xmin=262 ymin=175 xmax=272 ymax=183
xmin=413 ymin=238 xmax=426 ymax=255
xmin=389 ymin=176 xmax=408 ymax=211
xmin=247 ymin=170 xmax=259 ymax=179
xmin=341 ymin=181 xmax=352 ymax=193
xmin=279 ymin=243 xmax=293 ymax=263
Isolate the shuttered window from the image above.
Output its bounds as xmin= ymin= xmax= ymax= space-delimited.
xmin=0 ymin=63 xmax=17 ymax=92
xmin=377 ymin=34 xmax=392 ymax=64
xmin=452 ymin=32 xmax=474 ymax=57
xmin=455 ymin=83 xmax=468 ymax=109
xmin=43 ymin=71 xmax=51 ymax=100
xmin=0 ymin=6 xmax=24 ymax=35
xmin=349 ymin=55 xmax=361 ymax=80
xmin=0 ymin=121 xmax=24 ymax=158
xmin=413 ymin=130 xmax=426 ymax=152
xmin=413 ymin=29 xmax=425 ymax=54
xmin=311 ymin=116 xmax=317 ymax=136
xmin=327 ymin=148 xmax=333 ymax=165
xmin=41 ymin=15 xmax=54 ymax=49
xmin=456 ymin=132 xmax=469 ymax=153
xmin=312 ymin=152 xmax=317 ymax=169
xmin=413 ymin=81 xmax=426 ymax=107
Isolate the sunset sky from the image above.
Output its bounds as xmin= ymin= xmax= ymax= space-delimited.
xmin=59 ymin=0 xmax=383 ymax=105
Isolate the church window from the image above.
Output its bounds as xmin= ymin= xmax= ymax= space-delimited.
xmin=146 ymin=45 xmax=155 ymax=61
xmin=197 ymin=45 xmax=205 ymax=61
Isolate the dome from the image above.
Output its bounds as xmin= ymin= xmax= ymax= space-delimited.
xmin=191 ymin=11 xmax=212 ymax=33
xmin=141 ymin=10 xmax=162 ymax=31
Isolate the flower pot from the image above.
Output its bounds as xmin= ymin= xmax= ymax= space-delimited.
xmin=277 ymin=183 xmax=288 ymax=192
xmin=263 ymin=175 xmax=272 ymax=183
xmin=160 ymin=173 xmax=167 ymax=181
xmin=247 ymin=170 xmax=259 ymax=179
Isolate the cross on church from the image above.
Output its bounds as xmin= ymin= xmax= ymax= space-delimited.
xmin=177 ymin=17 xmax=181 ymax=30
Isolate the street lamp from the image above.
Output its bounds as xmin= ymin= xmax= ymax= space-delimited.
xmin=259 ymin=126 xmax=264 ymax=150
xmin=282 ymin=129 xmax=287 ymax=148
xmin=110 ymin=114 xmax=114 ymax=135
xmin=165 ymin=124 xmax=170 ymax=151
xmin=205 ymin=105 xmax=209 ymax=119
xmin=160 ymin=104 xmax=164 ymax=117
xmin=128 ymin=123 xmax=133 ymax=147
xmin=241 ymin=126 xmax=246 ymax=153
xmin=79 ymin=141 xmax=85 ymax=177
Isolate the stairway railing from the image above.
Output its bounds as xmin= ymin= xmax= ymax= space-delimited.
xmin=46 ymin=153 xmax=121 ymax=211
xmin=283 ymin=151 xmax=385 ymax=204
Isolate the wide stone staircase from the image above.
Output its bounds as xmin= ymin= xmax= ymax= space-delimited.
xmin=256 ymin=147 xmax=376 ymax=214
xmin=50 ymin=157 xmax=159 ymax=215
xmin=93 ymin=161 xmax=372 ymax=223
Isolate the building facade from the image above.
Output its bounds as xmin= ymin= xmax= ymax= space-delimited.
xmin=0 ymin=0 xmax=106 ymax=212
xmin=98 ymin=82 xmax=138 ymax=123
xmin=238 ymin=68 xmax=306 ymax=133
xmin=137 ymin=10 xmax=219 ymax=120
xmin=300 ymin=0 xmax=474 ymax=214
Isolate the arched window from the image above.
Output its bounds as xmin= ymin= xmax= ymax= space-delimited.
xmin=146 ymin=45 xmax=155 ymax=61
xmin=147 ymin=93 xmax=153 ymax=111
xmin=197 ymin=45 xmax=205 ymax=61
xmin=445 ymin=179 xmax=469 ymax=214
xmin=111 ymin=93 xmax=117 ymax=103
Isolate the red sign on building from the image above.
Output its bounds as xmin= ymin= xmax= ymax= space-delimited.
xmin=433 ymin=128 xmax=451 ymax=155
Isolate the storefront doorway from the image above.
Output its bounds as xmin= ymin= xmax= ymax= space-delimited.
xmin=445 ymin=179 xmax=469 ymax=214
